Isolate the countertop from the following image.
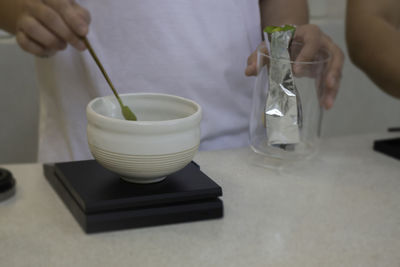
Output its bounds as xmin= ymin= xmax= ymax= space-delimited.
xmin=1 ymin=133 xmax=399 ymax=267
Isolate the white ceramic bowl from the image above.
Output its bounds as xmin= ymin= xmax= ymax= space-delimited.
xmin=86 ymin=93 xmax=202 ymax=183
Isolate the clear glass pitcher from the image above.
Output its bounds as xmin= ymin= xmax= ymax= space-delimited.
xmin=249 ymin=42 xmax=331 ymax=162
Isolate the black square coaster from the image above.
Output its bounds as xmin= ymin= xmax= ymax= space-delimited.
xmin=43 ymin=160 xmax=223 ymax=233
xmin=373 ymin=137 xmax=400 ymax=160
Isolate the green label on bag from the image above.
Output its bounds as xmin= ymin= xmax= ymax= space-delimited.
xmin=264 ymin=24 xmax=296 ymax=34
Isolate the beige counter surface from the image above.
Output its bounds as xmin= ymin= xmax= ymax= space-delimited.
xmin=1 ymin=133 xmax=399 ymax=267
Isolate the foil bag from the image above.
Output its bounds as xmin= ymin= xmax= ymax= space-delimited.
xmin=264 ymin=26 xmax=302 ymax=148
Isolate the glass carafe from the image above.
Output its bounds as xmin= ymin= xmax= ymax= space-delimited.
xmin=249 ymin=42 xmax=331 ymax=164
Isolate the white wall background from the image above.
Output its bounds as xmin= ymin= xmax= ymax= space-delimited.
xmin=0 ymin=0 xmax=399 ymax=163
xmin=0 ymin=32 xmax=38 ymax=164
xmin=309 ymin=0 xmax=347 ymax=19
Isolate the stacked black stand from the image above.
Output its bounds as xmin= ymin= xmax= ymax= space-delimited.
xmin=373 ymin=137 xmax=400 ymax=160
xmin=44 ymin=160 xmax=223 ymax=233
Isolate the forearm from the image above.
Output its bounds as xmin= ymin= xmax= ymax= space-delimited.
xmin=259 ymin=0 xmax=309 ymax=30
xmin=346 ymin=2 xmax=400 ymax=98
xmin=0 ymin=0 xmax=23 ymax=34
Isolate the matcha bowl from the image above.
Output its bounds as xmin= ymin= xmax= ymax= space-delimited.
xmin=86 ymin=93 xmax=201 ymax=183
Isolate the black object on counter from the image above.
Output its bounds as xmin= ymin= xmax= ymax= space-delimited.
xmin=373 ymin=137 xmax=400 ymax=160
xmin=43 ymin=160 xmax=223 ymax=233
xmin=0 ymin=168 xmax=16 ymax=202
xmin=388 ymin=127 xmax=400 ymax=132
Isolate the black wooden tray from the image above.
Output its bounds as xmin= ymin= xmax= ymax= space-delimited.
xmin=43 ymin=160 xmax=223 ymax=233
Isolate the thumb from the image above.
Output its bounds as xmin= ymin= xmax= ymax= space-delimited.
xmin=245 ymin=49 xmax=258 ymax=76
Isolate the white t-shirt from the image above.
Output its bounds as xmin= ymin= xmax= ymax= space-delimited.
xmin=36 ymin=0 xmax=261 ymax=162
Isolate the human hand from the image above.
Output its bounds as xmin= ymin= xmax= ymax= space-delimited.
xmin=245 ymin=24 xmax=344 ymax=109
xmin=15 ymin=0 xmax=90 ymax=57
